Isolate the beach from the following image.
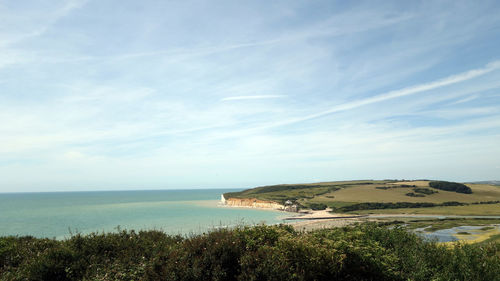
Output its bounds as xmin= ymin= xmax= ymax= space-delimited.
xmin=281 ymin=209 xmax=365 ymax=231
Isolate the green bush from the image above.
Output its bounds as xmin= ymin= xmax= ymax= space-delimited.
xmin=413 ymin=188 xmax=438 ymax=195
xmin=1 ymin=224 xmax=499 ymax=281
xmin=429 ymin=181 xmax=472 ymax=194
xmin=26 ymin=246 xmax=78 ymax=281
xmin=308 ymin=203 xmax=327 ymax=210
xmin=405 ymin=192 xmax=426 ymax=197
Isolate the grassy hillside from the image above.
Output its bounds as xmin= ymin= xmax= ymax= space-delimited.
xmin=224 ymin=180 xmax=500 ymax=214
xmin=1 ymin=224 xmax=499 ymax=281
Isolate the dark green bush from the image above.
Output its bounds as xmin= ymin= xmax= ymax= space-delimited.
xmin=26 ymin=246 xmax=78 ymax=281
xmin=413 ymin=188 xmax=438 ymax=195
xmin=405 ymin=192 xmax=426 ymax=197
xmin=308 ymin=203 xmax=328 ymax=210
xmin=429 ymin=181 xmax=472 ymax=194
xmin=1 ymin=224 xmax=499 ymax=281
xmin=335 ymin=201 xmax=466 ymax=212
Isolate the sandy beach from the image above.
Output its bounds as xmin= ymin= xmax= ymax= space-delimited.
xmin=283 ymin=209 xmax=366 ymax=231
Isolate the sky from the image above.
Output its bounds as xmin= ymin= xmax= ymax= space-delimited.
xmin=1 ymin=0 xmax=500 ymax=192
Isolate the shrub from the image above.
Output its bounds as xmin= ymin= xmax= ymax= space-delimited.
xmin=405 ymin=192 xmax=426 ymax=197
xmin=308 ymin=203 xmax=327 ymax=210
xmin=429 ymin=181 xmax=472 ymax=194
xmin=1 ymin=224 xmax=499 ymax=280
xmin=413 ymin=188 xmax=438 ymax=195
xmin=26 ymin=246 xmax=78 ymax=281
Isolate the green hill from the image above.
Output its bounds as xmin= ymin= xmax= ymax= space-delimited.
xmin=224 ymin=180 xmax=500 ymax=214
xmin=1 ymin=224 xmax=499 ymax=280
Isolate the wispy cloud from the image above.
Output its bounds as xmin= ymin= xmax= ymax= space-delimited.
xmin=0 ymin=0 xmax=88 ymax=47
xmin=221 ymin=95 xmax=287 ymax=101
xmin=260 ymin=60 xmax=500 ymax=129
xmin=450 ymin=94 xmax=480 ymax=105
xmin=100 ymin=10 xmax=413 ymax=62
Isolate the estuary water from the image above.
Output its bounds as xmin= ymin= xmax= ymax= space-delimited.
xmin=0 ymin=189 xmax=285 ymax=239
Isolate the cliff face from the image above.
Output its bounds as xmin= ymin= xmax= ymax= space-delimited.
xmin=222 ymin=196 xmax=284 ymax=210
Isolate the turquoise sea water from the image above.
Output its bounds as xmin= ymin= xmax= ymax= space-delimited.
xmin=0 ymin=189 xmax=286 ymax=239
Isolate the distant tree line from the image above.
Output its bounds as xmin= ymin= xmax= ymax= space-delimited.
xmin=334 ymin=201 xmax=466 ymax=212
xmin=307 ymin=203 xmax=328 ymax=210
xmin=470 ymin=201 xmax=500 ymax=205
xmin=376 ymin=184 xmax=416 ymax=190
xmin=251 ymin=185 xmax=324 ymax=194
xmin=429 ymin=181 xmax=472 ymax=194
xmin=225 ymin=184 xmax=340 ymax=198
xmin=335 ymin=200 xmax=500 ymax=212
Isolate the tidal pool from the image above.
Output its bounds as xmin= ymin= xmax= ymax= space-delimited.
xmin=416 ymin=225 xmax=500 ymax=242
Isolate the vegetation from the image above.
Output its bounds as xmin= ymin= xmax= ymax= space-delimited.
xmin=482 ymin=234 xmax=500 ymax=244
xmin=405 ymin=188 xmax=437 ymax=198
xmin=332 ymin=201 xmax=467 ymax=212
xmin=376 ymin=184 xmax=417 ymax=190
xmin=429 ymin=181 xmax=472 ymax=194
xmin=1 ymin=223 xmax=500 ymax=281
xmin=384 ymin=218 xmax=500 ymax=232
xmin=224 ymin=180 xmax=500 ymax=215
xmin=307 ymin=203 xmax=327 ymax=210
xmin=224 ymin=183 xmax=346 ymax=205
xmin=481 ymin=226 xmax=496 ymax=231
xmin=405 ymin=192 xmax=425 ymax=197
xmin=351 ymin=203 xmax=500 ymax=216
xmin=413 ymin=188 xmax=438 ymax=195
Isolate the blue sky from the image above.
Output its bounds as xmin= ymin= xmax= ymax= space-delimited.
xmin=1 ymin=0 xmax=500 ymax=192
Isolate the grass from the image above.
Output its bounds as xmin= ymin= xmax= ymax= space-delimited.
xmin=319 ymin=183 xmax=500 ymax=204
xmin=481 ymin=226 xmax=496 ymax=231
xmin=481 ymin=233 xmax=500 ymax=244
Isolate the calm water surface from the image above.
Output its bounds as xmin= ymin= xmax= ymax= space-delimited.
xmin=416 ymin=225 xmax=500 ymax=242
xmin=0 ymin=189 xmax=286 ymax=239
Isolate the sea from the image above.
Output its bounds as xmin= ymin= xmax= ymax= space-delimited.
xmin=0 ymin=189 xmax=287 ymax=239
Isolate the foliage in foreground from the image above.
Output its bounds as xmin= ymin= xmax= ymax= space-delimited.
xmin=1 ymin=224 xmax=499 ymax=281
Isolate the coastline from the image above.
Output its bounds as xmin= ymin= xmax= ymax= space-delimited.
xmin=219 ymin=196 xmax=500 ymax=239
xmin=219 ymin=195 xmax=366 ymax=231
